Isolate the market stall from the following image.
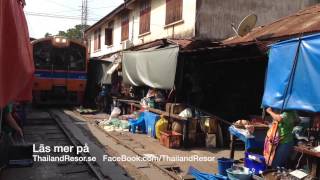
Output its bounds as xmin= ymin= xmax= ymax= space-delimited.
xmin=114 ymin=98 xmax=226 ymax=148
xmin=214 ymin=33 xmax=320 ymax=179
xmin=260 ymin=33 xmax=320 ymax=178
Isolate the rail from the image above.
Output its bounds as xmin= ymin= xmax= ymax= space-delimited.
xmin=49 ymin=110 xmax=106 ymax=180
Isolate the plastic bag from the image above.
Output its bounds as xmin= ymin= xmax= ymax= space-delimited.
xmin=109 ymin=107 xmax=121 ymax=120
xmin=187 ymin=166 xmax=228 ymax=180
xmin=155 ymin=116 xmax=168 ymax=139
xmin=178 ymin=108 xmax=193 ymax=118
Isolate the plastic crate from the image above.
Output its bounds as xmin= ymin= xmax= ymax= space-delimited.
xmin=160 ymin=131 xmax=182 ymax=148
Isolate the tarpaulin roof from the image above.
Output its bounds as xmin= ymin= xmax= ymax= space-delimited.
xmin=101 ymin=53 xmax=120 ymax=63
xmin=122 ymin=45 xmax=179 ymax=89
xmin=0 ymin=0 xmax=35 ymax=107
xmin=100 ymin=62 xmax=120 ymax=85
xmin=262 ymin=33 xmax=320 ymax=112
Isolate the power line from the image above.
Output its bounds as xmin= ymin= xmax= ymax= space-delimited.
xmin=87 ymin=5 xmax=119 ymax=10
xmin=25 ymin=11 xmax=99 ymax=21
xmin=46 ymin=0 xmax=79 ymax=11
xmin=42 ymin=0 xmax=104 ymax=20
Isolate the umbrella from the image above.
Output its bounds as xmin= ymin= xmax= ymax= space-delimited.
xmin=0 ymin=0 xmax=35 ymax=108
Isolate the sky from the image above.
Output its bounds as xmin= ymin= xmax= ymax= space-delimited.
xmin=24 ymin=0 xmax=124 ymax=38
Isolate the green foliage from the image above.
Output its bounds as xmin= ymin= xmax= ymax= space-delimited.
xmin=53 ymin=24 xmax=90 ymax=40
xmin=44 ymin=32 xmax=52 ymax=37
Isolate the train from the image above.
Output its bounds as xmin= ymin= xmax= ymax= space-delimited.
xmin=32 ymin=36 xmax=87 ymax=104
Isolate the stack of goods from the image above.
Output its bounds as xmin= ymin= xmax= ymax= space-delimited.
xmin=165 ymin=103 xmax=186 ymax=115
xmin=157 ymin=106 xmax=191 ymax=149
xmin=157 ymin=115 xmax=182 ymax=149
xmin=233 ymin=119 xmax=268 ymax=134
xmin=76 ymin=107 xmax=98 ymax=114
xmin=200 ymin=116 xmax=218 ymax=148
xmin=98 ymin=107 xmax=130 ymax=132
xmin=102 ymin=118 xmax=130 ymax=132
xmin=234 ymin=120 xmax=255 ymax=134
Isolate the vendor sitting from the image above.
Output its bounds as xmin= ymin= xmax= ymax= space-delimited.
xmin=142 ymin=88 xmax=165 ymax=109
xmin=266 ymin=107 xmax=297 ymax=168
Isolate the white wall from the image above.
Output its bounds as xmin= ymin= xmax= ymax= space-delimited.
xmin=88 ymin=0 xmax=197 ymax=58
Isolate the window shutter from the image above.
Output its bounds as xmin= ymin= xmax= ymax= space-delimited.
xmin=105 ymin=28 xmax=113 ymax=46
xmin=121 ymin=12 xmax=129 ymax=41
xmin=94 ymin=31 xmax=97 ymax=51
xmin=166 ymin=0 xmax=182 ymax=25
xmin=98 ymin=31 xmax=101 ymax=49
xmin=139 ymin=0 xmax=151 ymax=34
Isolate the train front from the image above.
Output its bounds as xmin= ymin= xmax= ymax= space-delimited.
xmin=32 ymin=37 xmax=87 ymax=105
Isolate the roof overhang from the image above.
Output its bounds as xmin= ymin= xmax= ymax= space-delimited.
xmin=85 ymin=0 xmax=136 ymax=35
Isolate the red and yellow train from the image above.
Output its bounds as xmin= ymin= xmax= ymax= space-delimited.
xmin=32 ymin=36 xmax=87 ymax=104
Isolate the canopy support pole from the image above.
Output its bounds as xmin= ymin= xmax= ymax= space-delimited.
xmin=0 ymin=109 xmax=2 ymax=135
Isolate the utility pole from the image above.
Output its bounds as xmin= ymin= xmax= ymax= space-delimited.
xmin=81 ymin=0 xmax=88 ymax=40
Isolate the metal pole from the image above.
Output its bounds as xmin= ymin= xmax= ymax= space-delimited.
xmin=0 ymin=109 xmax=2 ymax=135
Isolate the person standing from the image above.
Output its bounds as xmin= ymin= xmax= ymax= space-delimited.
xmin=2 ymin=103 xmax=23 ymax=138
xmin=266 ymin=107 xmax=297 ymax=168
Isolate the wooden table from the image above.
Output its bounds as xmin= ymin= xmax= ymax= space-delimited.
xmin=294 ymin=145 xmax=320 ymax=178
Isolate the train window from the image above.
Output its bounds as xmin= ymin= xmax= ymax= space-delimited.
xmin=33 ymin=40 xmax=52 ymax=70
xmin=67 ymin=43 xmax=86 ymax=71
xmin=33 ymin=40 xmax=86 ymax=71
xmin=51 ymin=48 xmax=68 ymax=70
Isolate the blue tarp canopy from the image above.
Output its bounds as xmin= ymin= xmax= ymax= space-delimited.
xmin=262 ymin=33 xmax=320 ymax=112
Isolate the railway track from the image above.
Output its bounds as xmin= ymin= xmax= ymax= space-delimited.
xmin=1 ymin=107 xmax=178 ymax=180
xmin=0 ymin=108 xmax=106 ymax=180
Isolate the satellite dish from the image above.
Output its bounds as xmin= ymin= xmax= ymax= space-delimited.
xmin=232 ymin=14 xmax=257 ymax=37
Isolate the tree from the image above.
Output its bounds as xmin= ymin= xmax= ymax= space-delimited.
xmin=56 ymin=24 xmax=90 ymax=40
xmin=44 ymin=32 xmax=52 ymax=37
xmin=57 ymin=31 xmax=67 ymax=37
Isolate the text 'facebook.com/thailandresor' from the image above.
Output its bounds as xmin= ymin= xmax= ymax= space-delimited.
xmin=33 ymin=154 xmax=216 ymax=162
xmin=103 ymin=154 xmax=216 ymax=162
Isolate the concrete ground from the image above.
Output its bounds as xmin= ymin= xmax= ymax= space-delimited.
xmin=74 ymin=111 xmax=244 ymax=178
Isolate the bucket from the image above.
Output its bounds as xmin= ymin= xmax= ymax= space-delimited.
xmin=244 ymin=152 xmax=266 ymax=175
xmin=217 ymin=158 xmax=234 ymax=176
xmin=226 ymin=167 xmax=252 ymax=180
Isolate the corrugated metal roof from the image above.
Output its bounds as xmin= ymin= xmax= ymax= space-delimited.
xmin=224 ymin=4 xmax=320 ymax=45
xmin=128 ymin=38 xmax=221 ymax=51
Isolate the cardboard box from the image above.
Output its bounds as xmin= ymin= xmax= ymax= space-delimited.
xmin=206 ymin=134 xmax=216 ymax=148
xmin=165 ymin=103 xmax=186 ymax=115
